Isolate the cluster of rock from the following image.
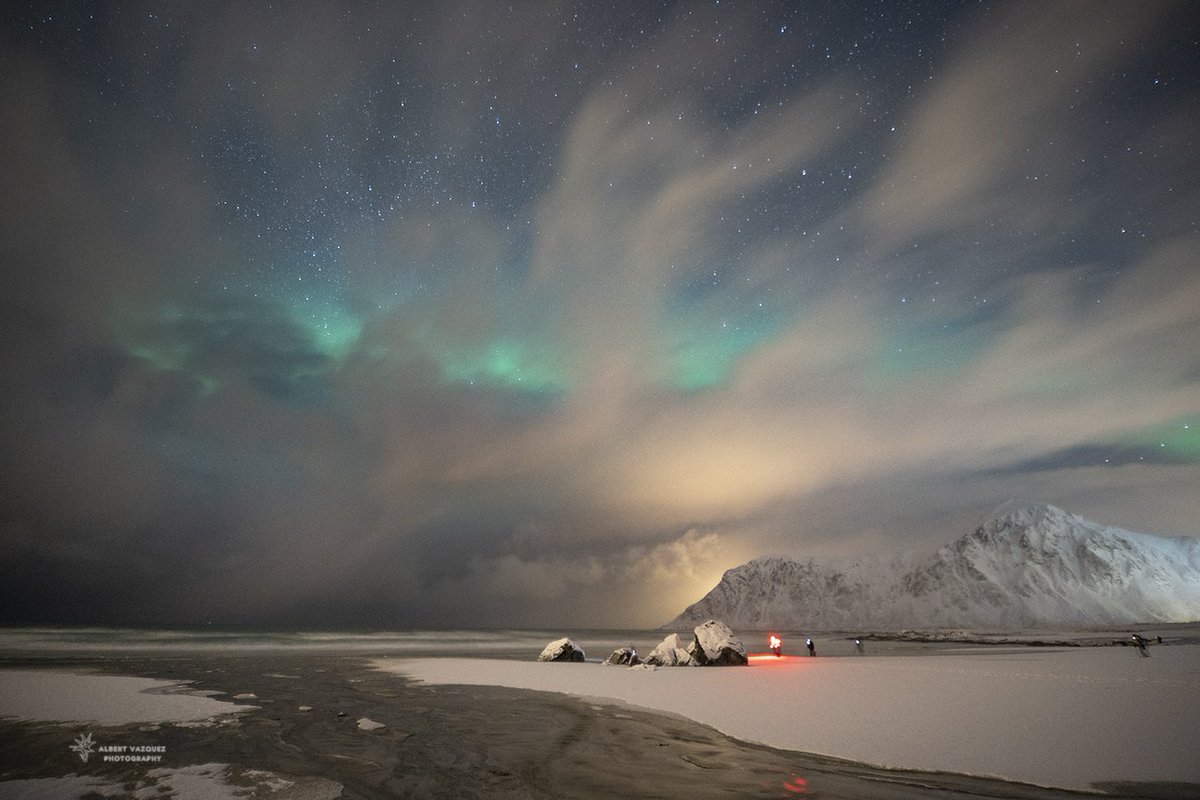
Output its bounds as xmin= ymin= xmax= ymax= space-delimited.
xmin=537 ymin=620 xmax=747 ymax=669
xmin=647 ymin=620 xmax=748 ymax=666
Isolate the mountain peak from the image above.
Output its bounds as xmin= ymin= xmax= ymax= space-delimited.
xmin=984 ymin=504 xmax=1077 ymax=530
xmin=669 ymin=507 xmax=1200 ymax=630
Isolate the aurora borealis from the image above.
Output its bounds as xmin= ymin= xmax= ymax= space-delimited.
xmin=2 ymin=2 xmax=1198 ymax=628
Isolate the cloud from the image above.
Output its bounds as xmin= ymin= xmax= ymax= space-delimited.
xmin=0 ymin=49 xmax=164 ymax=342
xmin=1 ymin=3 xmax=1197 ymax=628
xmin=427 ymin=528 xmax=729 ymax=627
xmin=865 ymin=2 xmax=1173 ymax=248
xmin=529 ymin=54 xmax=860 ymax=383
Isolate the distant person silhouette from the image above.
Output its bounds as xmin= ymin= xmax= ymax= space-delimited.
xmin=854 ymin=639 xmax=864 ymax=655
xmin=806 ymin=638 xmax=815 ymax=657
xmin=1131 ymin=634 xmax=1149 ymax=657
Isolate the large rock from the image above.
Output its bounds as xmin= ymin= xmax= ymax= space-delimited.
xmin=688 ymin=620 xmax=748 ymax=666
xmin=644 ymin=633 xmax=697 ymax=667
xmin=603 ymin=646 xmax=642 ymax=666
xmin=537 ymin=637 xmax=586 ymax=662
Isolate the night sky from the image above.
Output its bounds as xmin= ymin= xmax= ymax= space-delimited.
xmin=2 ymin=2 xmax=1198 ymax=629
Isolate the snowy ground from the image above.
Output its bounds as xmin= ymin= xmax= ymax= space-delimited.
xmin=0 ymin=671 xmax=338 ymax=800
xmin=0 ymin=764 xmax=343 ymax=800
xmin=375 ymin=643 xmax=1200 ymax=792
xmin=0 ymin=670 xmax=256 ymax=726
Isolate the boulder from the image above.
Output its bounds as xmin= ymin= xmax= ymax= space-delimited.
xmin=644 ymin=633 xmax=697 ymax=667
xmin=688 ymin=620 xmax=748 ymax=666
xmin=537 ymin=637 xmax=586 ymax=662
xmin=603 ymin=646 xmax=641 ymax=666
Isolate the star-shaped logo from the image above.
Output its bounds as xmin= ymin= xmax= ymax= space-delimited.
xmin=70 ymin=732 xmax=95 ymax=763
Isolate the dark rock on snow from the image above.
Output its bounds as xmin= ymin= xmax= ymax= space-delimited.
xmin=645 ymin=633 xmax=696 ymax=666
xmin=603 ymin=646 xmax=642 ymax=666
xmin=688 ymin=620 xmax=748 ymax=666
xmin=646 ymin=621 xmax=747 ymax=667
xmin=538 ymin=637 xmax=586 ymax=662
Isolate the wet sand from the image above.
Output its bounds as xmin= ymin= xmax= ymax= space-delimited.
xmin=0 ymin=653 xmax=1192 ymax=799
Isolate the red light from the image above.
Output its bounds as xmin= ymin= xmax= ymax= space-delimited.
xmin=783 ymin=775 xmax=809 ymax=794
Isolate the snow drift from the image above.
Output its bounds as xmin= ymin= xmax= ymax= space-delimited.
xmin=670 ymin=506 xmax=1200 ymax=630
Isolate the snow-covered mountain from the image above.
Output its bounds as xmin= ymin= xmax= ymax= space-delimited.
xmin=669 ymin=506 xmax=1200 ymax=630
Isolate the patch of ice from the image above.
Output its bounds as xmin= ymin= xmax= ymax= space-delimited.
xmin=134 ymin=763 xmax=242 ymax=800
xmin=241 ymin=769 xmax=292 ymax=793
xmin=0 ymin=765 xmax=343 ymax=800
xmin=0 ymin=671 xmax=257 ymax=725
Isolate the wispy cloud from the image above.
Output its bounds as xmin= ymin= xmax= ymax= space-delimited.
xmin=1 ymin=2 xmax=1196 ymax=627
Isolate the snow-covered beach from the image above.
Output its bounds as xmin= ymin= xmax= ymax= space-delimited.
xmin=377 ymin=639 xmax=1200 ymax=793
xmin=2 ymin=628 xmax=1198 ymax=798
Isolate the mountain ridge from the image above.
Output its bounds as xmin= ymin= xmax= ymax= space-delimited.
xmin=668 ymin=505 xmax=1200 ymax=630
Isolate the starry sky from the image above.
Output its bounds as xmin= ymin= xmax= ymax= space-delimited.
xmin=2 ymin=1 xmax=1198 ymax=629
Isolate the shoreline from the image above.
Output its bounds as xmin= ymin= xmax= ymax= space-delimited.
xmin=1 ymin=652 xmax=1196 ymax=799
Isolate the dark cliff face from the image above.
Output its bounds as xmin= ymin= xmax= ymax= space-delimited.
xmin=670 ymin=506 xmax=1200 ymax=630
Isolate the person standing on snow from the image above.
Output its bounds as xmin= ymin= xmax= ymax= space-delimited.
xmin=1131 ymin=634 xmax=1149 ymax=657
